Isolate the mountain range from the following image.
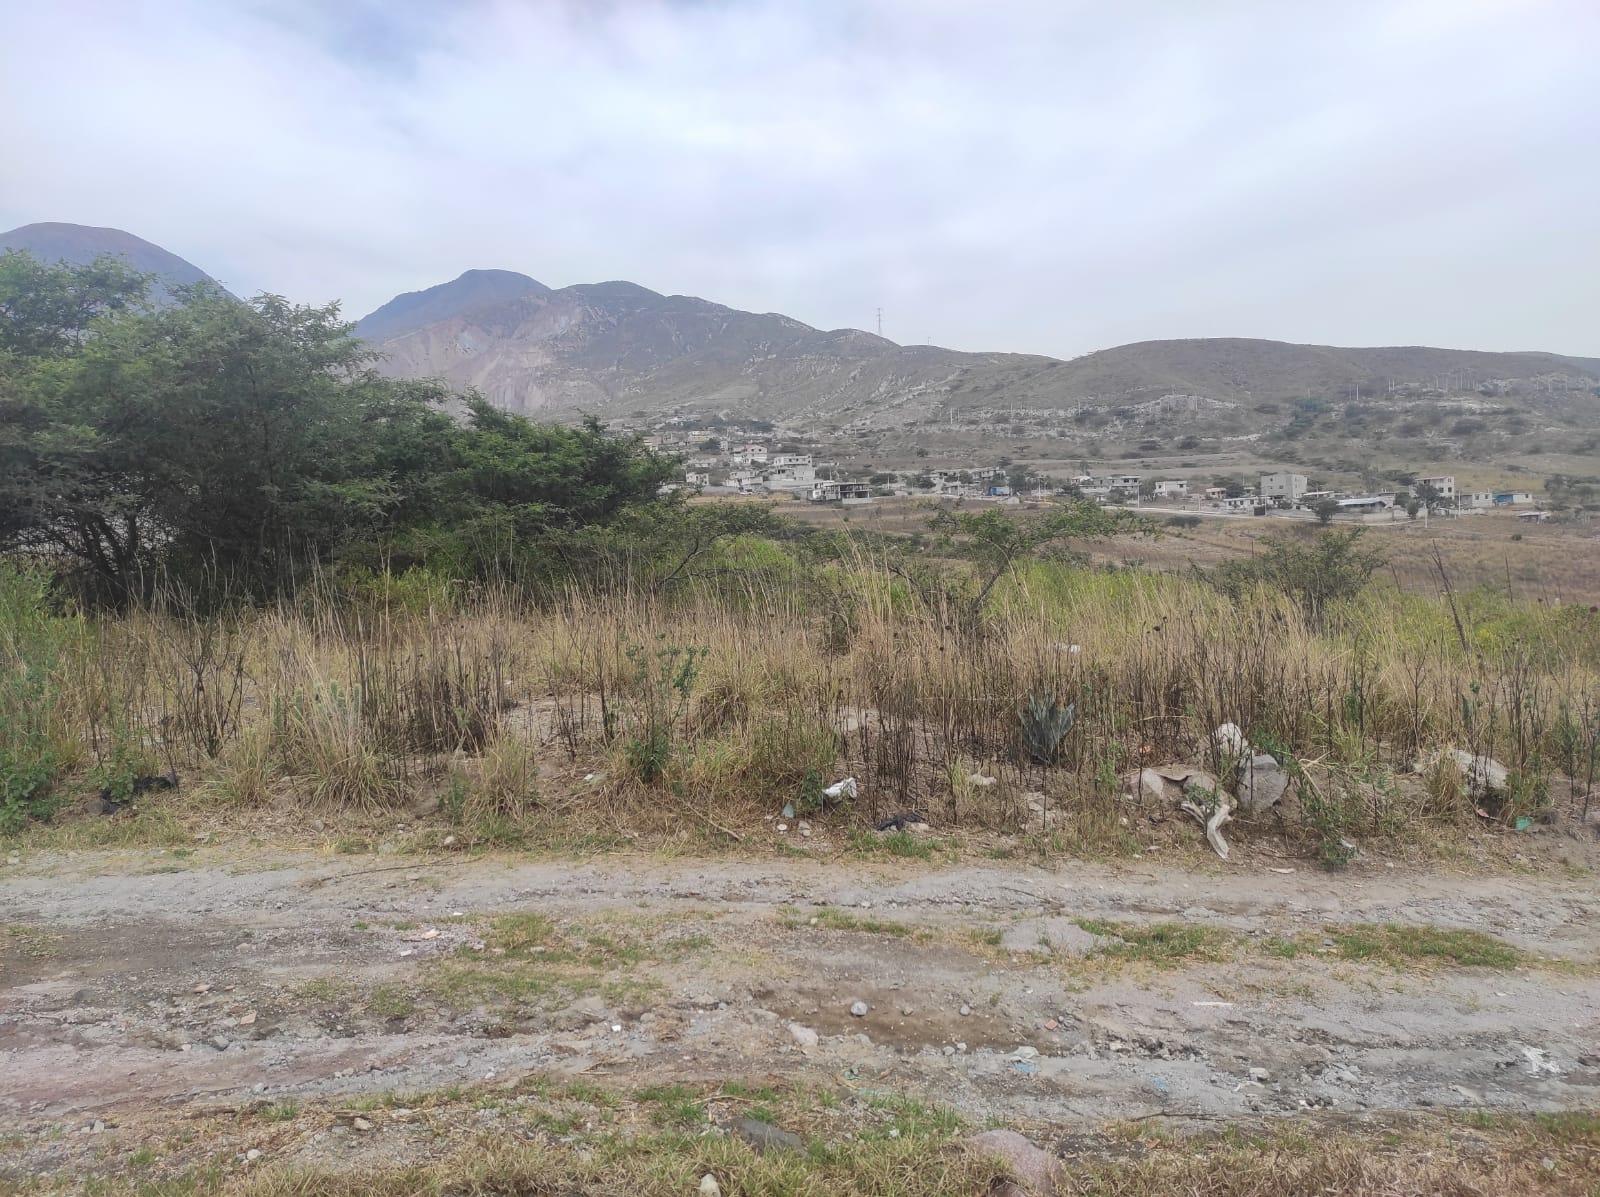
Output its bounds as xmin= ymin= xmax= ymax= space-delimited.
xmin=0 ymin=222 xmax=228 ymax=302
xmin=6 ymin=223 xmax=1599 ymax=435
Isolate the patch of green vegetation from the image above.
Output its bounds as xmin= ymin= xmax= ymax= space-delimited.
xmin=862 ymin=1092 xmax=963 ymax=1139
xmin=1263 ymin=936 xmax=1305 ymax=959
xmin=294 ymin=977 xmax=349 ymax=1003
xmin=259 ymin=1101 xmax=300 ymax=1123
xmin=0 ymin=923 xmax=58 ymax=959
xmin=637 ymin=1083 xmax=706 ymax=1128
xmin=1076 ymin=919 xmax=1229 ymax=965
xmin=846 ymin=828 xmax=951 ymax=861
xmin=1327 ymin=923 xmax=1523 ymax=970
xmin=366 ymin=984 xmax=417 ymax=1021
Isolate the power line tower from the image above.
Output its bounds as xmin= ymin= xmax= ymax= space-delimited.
xmin=876 ymin=307 xmax=883 ymax=338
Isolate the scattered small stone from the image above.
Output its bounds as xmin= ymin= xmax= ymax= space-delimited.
xmin=610 ymin=1023 xmax=623 ymax=1033
xmin=901 ymin=1006 xmax=914 ymax=1016
xmin=442 ymin=835 xmax=457 ymax=848
xmin=245 ymin=1149 xmax=262 ymax=1162
xmin=352 ymin=1117 xmax=373 ymax=1132
xmin=959 ymin=1004 xmax=973 ymax=1017
xmin=788 ymin=1022 xmax=819 ymax=1048
xmin=849 ymin=1000 xmax=869 ymax=1018
xmin=1249 ymin=1067 xmax=1271 ymax=1082
xmin=699 ymin=1175 xmax=722 ymax=1197
xmin=239 ymin=1011 xmax=257 ymax=1026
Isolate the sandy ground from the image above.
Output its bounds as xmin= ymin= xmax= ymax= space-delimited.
xmin=3 ymin=841 xmax=1599 ymax=1185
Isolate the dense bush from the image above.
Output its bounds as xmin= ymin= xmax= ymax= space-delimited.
xmin=0 ymin=252 xmax=676 ymax=604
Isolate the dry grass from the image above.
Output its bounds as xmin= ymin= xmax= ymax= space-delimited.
xmin=4 ymin=540 xmax=1598 ymax=860
xmin=8 ymin=1077 xmax=1599 ymax=1197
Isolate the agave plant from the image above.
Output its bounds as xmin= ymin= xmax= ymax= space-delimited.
xmin=1020 ymin=695 xmax=1076 ymax=765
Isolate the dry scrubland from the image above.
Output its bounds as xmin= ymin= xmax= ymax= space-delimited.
xmin=7 ymin=533 xmax=1600 ymax=1197
xmin=5 ymin=528 xmax=1599 ymax=857
xmin=790 ymin=498 xmax=1600 ymax=602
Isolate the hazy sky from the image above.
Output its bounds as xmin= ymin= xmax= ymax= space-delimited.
xmin=4 ymin=0 xmax=1596 ymax=357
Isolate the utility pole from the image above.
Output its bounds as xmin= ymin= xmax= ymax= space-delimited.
xmin=876 ymin=307 xmax=883 ymax=338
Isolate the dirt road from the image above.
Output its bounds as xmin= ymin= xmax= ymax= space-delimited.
xmin=5 ymin=846 xmax=1598 ymax=1142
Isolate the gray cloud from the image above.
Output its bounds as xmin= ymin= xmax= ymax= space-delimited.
xmin=3 ymin=0 xmax=1595 ymax=356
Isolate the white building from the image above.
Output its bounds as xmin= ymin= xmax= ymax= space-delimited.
xmin=1337 ymin=493 xmax=1396 ymax=512
xmin=1419 ymin=475 xmax=1457 ymax=503
xmin=1153 ymin=479 xmax=1189 ymax=498
xmin=1260 ymin=472 xmax=1309 ymax=504
xmin=1463 ymin=490 xmax=1535 ymax=509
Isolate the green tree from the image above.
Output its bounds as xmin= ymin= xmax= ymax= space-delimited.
xmin=1209 ymin=528 xmax=1386 ymax=627
xmin=1 ymin=260 xmax=676 ymax=602
xmin=928 ymin=502 xmax=1143 ymax=617
xmin=0 ymin=251 xmax=151 ymax=357
xmin=1311 ymin=497 xmax=1341 ymax=525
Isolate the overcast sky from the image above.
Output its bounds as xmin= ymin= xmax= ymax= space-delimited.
xmin=3 ymin=0 xmax=1596 ymax=357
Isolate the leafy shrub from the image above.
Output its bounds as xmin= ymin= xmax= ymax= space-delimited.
xmin=619 ymin=640 xmax=706 ymax=784
xmin=0 ymin=565 xmax=68 ymax=833
xmin=1209 ymin=529 xmax=1385 ymax=627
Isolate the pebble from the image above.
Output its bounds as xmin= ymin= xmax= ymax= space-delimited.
xmin=352 ymin=1116 xmax=373 ymax=1132
xmin=245 ymin=1149 xmax=262 ymax=1162
xmin=699 ymin=1176 xmax=722 ymax=1197
xmin=1249 ymin=1067 xmax=1271 ymax=1082
xmin=959 ymin=1004 xmax=973 ymax=1017
xmin=849 ymin=1001 xmax=869 ymax=1018
xmin=788 ymin=1022 xmax=819 ymax=1048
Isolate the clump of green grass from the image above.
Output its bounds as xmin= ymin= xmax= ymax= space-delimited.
xmin=637 ymin=1083 xmax=706 ymax=1128
xmin=1327 ymin=923 xmax=1523 ymax=969
xmin=1076 ymin=919 xmax=1230 ymax=965
xmin=846 ymin=828 xmax=950 ymax=861
xmin=366 ymin=984 xmax=417 ymax=1021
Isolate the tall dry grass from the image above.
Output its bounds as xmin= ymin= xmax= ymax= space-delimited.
xmin=5 ymin=547 xmax=1597 ymax=848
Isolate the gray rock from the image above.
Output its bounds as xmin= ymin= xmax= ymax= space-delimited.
xmin=966 ymin=1129 xmax=1059 ymax=1195
xmin=1237 ymin=753 xmax=1291 ymax=813
xmin=732 ymin=1117 xmax=803 ymax=1153
xmin=787 ymin=1022 xmax=819 ymax=1048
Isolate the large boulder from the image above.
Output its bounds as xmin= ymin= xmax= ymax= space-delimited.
xmin=1236 ymin=752 xmax=1292 ymax=813
xmin=966 ymin=1129 xmax=1060 ymax=1195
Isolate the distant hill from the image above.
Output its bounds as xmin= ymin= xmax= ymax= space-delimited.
xmin=355 ymin=269 xmax=550 ymax=344
xmin=354 ymin=272 xmax=1600 ymax=429
xmin=0 ymin=222 xmax=229 ymax=302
